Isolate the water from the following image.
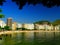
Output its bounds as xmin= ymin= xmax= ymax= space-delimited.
xmin=0 ymin=32 xmax=60 ymax=45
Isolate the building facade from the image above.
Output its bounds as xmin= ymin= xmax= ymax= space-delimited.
xmin=35 ymin=24 xmax=53 ymax=30
xmin=12 ymin=22 xmax=17 ymax=30
xmin=17 ymin=23 xmax=22 ymax=28
xmin=55 ymin=25 xmax=60 ymax=31
xmin=7 ymin=18 xmax=12 ymax=29
xmin=23 ymin=24 xmax=34 ymax=30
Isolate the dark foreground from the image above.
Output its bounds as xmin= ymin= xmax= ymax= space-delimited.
xmin=0 ymin=32 xmax=60 ymax=45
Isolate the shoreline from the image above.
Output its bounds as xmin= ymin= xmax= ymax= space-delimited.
xmin=0 ymin=30 xmax=60 ymax=35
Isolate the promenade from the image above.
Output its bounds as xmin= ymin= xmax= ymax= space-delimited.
xmin=0 ymin=30 xmax=60 ymax=35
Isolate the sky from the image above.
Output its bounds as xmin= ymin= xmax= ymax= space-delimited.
xmin=0 ymin=0 xmax=60 ymax=23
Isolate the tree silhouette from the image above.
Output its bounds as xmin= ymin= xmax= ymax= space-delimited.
xmin=0 ymin=0 xmax=6 ymax=5
xmin=0 ymin=9 xmax=2 ymax=12
xmin=4 ymin=26 xmax=11 ymax=30
xmin=12 ymin=0 xmax=60 ymax=9
xmin=0 ymin=9 xmax=5 ymax=20
xmin=0 ymin=14 xmax=5 ymax=19
xmin=0 ymin=9 xmax=5 ymax=31
xmin=0 ymin=0 xmax=60 ymax=9
xmin=52 ymin=19 xmax=60 ymax=26
xmin=34 ymin=20 xmax=51 ymax=25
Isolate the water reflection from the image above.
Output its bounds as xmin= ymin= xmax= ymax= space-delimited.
xmin=0 ymin=32 xmax=60 ymax=45
xmin=24 ymin=32 xmax=34 ymax=41
xmin=45 ymin=32 xmax=54 ymax=40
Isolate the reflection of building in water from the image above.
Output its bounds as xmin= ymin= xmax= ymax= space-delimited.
xmin=16 ymin=33 xmax=22 ymax=39
xmin=2 ymin=34 xmax=15 ymax=45
xmin=34 ymin=32 xmax=58 ymax=40
xmin=45 ymin=32 xmax=54 ymax=40
xmin=11 ymin=33 xmax=17 ymax=38
xmin=0 ymin=35 xmax=3 ymax=44
xmin=24 ymin=32 xmax=34 ymax=41
xmin=55 ymin=32 xmax=60 ymax=40
xmin=34 ymin=32 xmax=46 ymax=40
xmin=12 ymin=33 xmax=22 ymax=43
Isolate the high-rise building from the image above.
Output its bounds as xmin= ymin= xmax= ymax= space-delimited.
xmin=12 ymin=22 xmax=17 ymax=30
xmin=7 ymin=18 xmax=12 ymax=29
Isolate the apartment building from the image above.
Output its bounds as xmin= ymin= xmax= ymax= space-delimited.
xmin=12 ymin=22 xmax=17 ymax=30
xmin=23 ymin=24 xmax=34 ymax=30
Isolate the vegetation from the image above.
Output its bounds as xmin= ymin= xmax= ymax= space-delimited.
xmin=12 ymin=0 xmax=60 ymax=9
xmin=0 ymin=9 xmax=5 ymax=31
xmin=34 ymin=20 xmax=60 ymax=25
xmin=0 ymin=0 xmax=60 ymax=9
xmin=22 ymin=28 xmax=28 ymax=30
xmin=4 ymin=26 xmax=11 ymax=30
xmin=0 ymin=26 xmax=11 ymax=31
xmin=0 ymin=26 xmax=5 ymax=31
xmin=52 ymin=19 xmax=60 ymax=26
xmin=0 ymin=14 xmax=5 ymax=19
xmin=0 ymin=0 xmax=6 ymax=5
xmin=16 ymin=28 xmax=22 ymax=30
xmin=0 ymin=9 xmax=2 ymax=12
xmin=0 ymin=26 xmax=2 ymax=30
xmin=34 ymin=20 xmax=51 ymax=25
xmin=0 ymin=9 xmax=5 ymax=19
xmin=16 ymin=28 xmax=28 ymax=30
xmin=16 ymin=27 xmax=29 ymax=30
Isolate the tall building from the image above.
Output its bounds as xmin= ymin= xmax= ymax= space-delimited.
xmin=12 ymin=22 xmax=17 ymax=30
xmin=7 ymin=18 xmax=12 ymax=29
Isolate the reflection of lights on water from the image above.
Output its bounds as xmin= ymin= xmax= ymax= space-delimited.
xmin=0 ymin=31 xmax=60 ymax=45
xmin=24 ymin=32 xmax=34 ymax=40
xmin=0 ymin=39 xmax=3 ymax=44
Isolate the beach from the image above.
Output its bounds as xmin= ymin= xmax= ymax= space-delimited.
xmin=0 ymin=30 xmax=60 ymax=35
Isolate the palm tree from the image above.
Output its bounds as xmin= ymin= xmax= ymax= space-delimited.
xmin=0 ymin=9 xmax=5 ymax=30
xmin=0 ymin=9 xmax=5 ymax=19
xmin=0 ymin=14 xmax=5 ymax=19
xmin=0 ymin=9 xmax=2 ymax=12
xmin=0 ymin=9 xmax=5 ymax=20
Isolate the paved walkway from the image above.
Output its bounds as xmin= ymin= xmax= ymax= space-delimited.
xmin=0 ymin=30 xmax=60 ymax=35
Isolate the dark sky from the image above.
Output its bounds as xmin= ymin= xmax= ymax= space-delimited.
xmin=0 ymin=0 xmax=60 ymax=23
